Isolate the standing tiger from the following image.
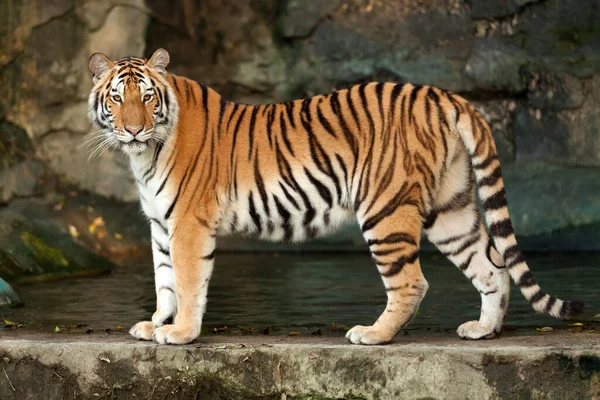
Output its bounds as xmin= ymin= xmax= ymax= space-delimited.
xmin=87 ymin=48 xmax=583 ymax=345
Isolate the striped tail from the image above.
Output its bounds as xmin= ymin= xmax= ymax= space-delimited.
xmin=454 ymin=100 xmax=584 ymax=319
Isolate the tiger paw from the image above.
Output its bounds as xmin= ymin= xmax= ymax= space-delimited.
xmin=345 ymin=325 xmax=394 ymax=345
xmin=129 ymin=321 xmax=154 ymax=341
xmin=457 ymin=321 xmax=500 ymax=340
xmin=152 ymin=310 xmax=173 ymax=327
xmin=152 ymin=324 xmax=198 ymax=345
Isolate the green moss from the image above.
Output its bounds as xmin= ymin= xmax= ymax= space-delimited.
xmin=20 ymin=231 xmax=69 ymax=269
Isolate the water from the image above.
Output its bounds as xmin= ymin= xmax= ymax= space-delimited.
xmin=2 ymin=252 xmax=598 ymax=336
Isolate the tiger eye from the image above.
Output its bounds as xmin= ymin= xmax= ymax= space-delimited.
xmin=112 ymin=95 xmax=121 ymax=102
xmin=144 ymin=94 xmax=152 ymax=102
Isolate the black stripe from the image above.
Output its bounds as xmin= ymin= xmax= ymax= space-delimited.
xmin=153 ymin=238 xmax=170 ymax=256
xmin=334 ymin=154 xmax=349 ymax=197
xmin=330 ymin=91 xmax=358 ymax=159
xmin=202 ymin=250 xmax=215 ymax=260
xmin=407 ymin=85 xmax=422 ymax=125
xmin=273 ymin=195 xmax=294 ymax=242
xmin=458 ymin=251 xmax=476 ymax=270
xmin=529 ymin=290 xmax=546 ymax=304
xmin=303 ymin=167 xmax=333 ymax=208
xmin=280 ymin=112 xmax=295 ymax=156
xmin=218 ymin=97 xmax=227 ymax=136
xmin=505 ymin=247 xmax=525 ymax=269
xmin=544 ymin=296 xmax=557 ymax=313
xmin=358 ymin=83 xmax=375 ymax=135
xmin=285 ymin=102 xmax=296 ymax=129
xmin=345 ymin=87 xmax=361 ymax=128
xmin=225 ymin=103 xmax=240 ymax=134
xmin=248 ymin=192 xmax=262 ymax=234
xmin=316 ymin=101 xmax=337 ymax=138
xmin=164 ymin=167 xmax=190 ymax=220
xmin=367 ymin=232 xmax=416 ymax=247
xmin=381 ymin=251 xmax=419 ymax=278
xmin=248 ymin=106 xmax=259 ymax=160
xmin=482 ymin=189 xmax=507 ymax=211
xmin=444 ymin=233 xmax=481 ymax=257
xmin=361 ymin=182 xmax=419 ymax=233
xmin=155 ymin=262 xmax=172 ymax=270
xmin=472 ymin=155 xmax=498 ymax=170
xmin=266 ymin=105 xmax=275 ymax=147
xmin=150 ymin=217 xmax=168 ymax=235
xmin=375 ymin=82 xmax=385 ymax=124
xmin=279 ymin=182 xmax=300 ymax=210
xmin=489 ymin=219 xmax=514 ymax=238
xmin=156 ymin=163 xmax=175 ymax=195
xmin=478 ymin=166 xmax=502 ymax=187
xmin=254 ymin=154 xmax=271 ymax=217
xmin=518 ymin=271 xmax=536 ymax=288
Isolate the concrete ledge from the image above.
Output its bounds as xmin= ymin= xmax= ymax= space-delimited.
xmin=0 ymin=333 xmax=598 ymax=399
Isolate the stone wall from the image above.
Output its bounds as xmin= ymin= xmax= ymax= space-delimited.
xmin=0 ymin=0 xmax=148 ymax=201
xmin=1 ymin=0 xmax=599 ymax=249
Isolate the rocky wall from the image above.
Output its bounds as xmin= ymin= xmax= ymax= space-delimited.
xmin=1 ymin=0 xmax=599 ymax=249
xmin=0 ymin=0 xmax=149 ymax=202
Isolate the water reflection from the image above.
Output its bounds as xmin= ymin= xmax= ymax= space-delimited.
xmin=2 ymin=252 xmax=598 ymax=334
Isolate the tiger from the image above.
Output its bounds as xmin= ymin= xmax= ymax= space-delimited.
xmin=87 ymin=48 xmax=584 ymax=345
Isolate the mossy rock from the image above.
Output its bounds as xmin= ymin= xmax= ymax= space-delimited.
xmin=0 ymin=199 xmax=113 ymax=284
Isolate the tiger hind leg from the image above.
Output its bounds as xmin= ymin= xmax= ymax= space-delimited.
xmin=346 ymin=204 xmax=428 ymax=345
xmin=426 ymin=179 xmax=510 ymax=339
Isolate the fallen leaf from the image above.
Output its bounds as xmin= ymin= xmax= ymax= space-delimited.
xmin=3 ymin=319 xmax=18 ymax=327
xmin=539 ymin=327 xmax=553 ymax=333
xmin=97 ymin=230 xmax=106 ymax=240
xmin=99 ymin=356 xmax=110 ymax=363
xmin=239 ymin=326 xmax=255 ymax=335
xmin=569 ymin=323 xmax=584 ymax=327
xmin=114 ymin=233 xmax=123 ymax=240
xmin=92 ymin=217 xmax=105 ymax=227
xmin=55 ymin=326 xmax=61 ymax=333
xmin=54 ymin=200 xmax=65 ymax=211
xmin=68 ymin=225 xmax=79 ymax=238
xmin=213 ymin=326 xmax=228 ymax=333
xmin=288 ymin=331 xmax=300 ymax=336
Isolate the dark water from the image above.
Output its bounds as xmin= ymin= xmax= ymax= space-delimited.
xmin=2 ymin=252 xmax=598 ymax=335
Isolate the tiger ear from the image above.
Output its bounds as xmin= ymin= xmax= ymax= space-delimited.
xmin=89 ymin=53 xmax=114 ymax=84
xmin=148 ymin=48 xmax=169 ymax=75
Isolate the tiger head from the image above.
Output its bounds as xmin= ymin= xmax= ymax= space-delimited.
xmin=87 ymin=48 xmax=178 ymax=155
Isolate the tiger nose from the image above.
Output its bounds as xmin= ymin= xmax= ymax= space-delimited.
xmin=125 ymin=126 xmax=143 ymax=136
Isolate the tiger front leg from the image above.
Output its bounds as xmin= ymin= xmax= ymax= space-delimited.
xmin=130 ymin=219 xmax=176 ymax=341
xmin=152 ymin=218 xmax=216 ymax=345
